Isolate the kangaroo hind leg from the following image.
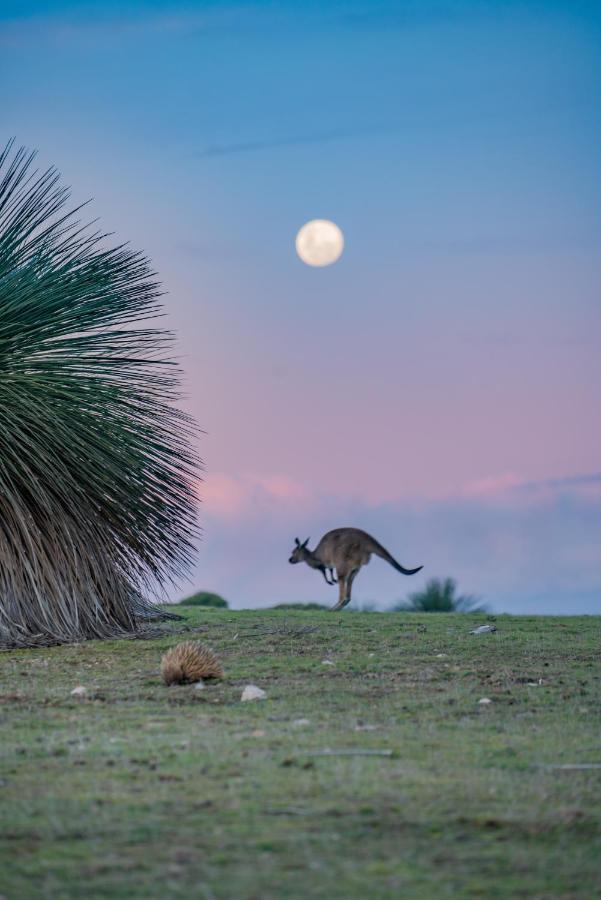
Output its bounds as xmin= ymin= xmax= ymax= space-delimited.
xmin=341 ymin=568 xmax=359 ymax=608
xmin=331 ymin=573 xmax=348 ymax=611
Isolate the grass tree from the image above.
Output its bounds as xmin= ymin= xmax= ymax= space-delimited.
xmin=396 ymin=577 xmax=486 ymax=613
xmin=0 ymin=141 xmax=200 ymax=647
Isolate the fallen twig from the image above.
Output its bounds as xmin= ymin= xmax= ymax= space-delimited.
xmin=264 ymin=807 xmax=310 ymax=816
xmin=242 ymin=625 xmax=321 ymax=638
xmin=305 ymin=749 xmax=393 ymax=758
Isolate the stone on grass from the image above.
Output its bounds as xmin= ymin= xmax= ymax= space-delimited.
xmin=478 ymin=697 xmax=493 ymax=705
xmin=241 ymin=684 xmax=266 ymax=702
xmin=70 ymin=686 xmax=87 ymax=697
xmin=470 ymin=625 xmax=497 ymax=635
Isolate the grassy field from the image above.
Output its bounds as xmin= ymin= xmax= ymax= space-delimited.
xmin=1 ymin=608 xmax=600 ymax=899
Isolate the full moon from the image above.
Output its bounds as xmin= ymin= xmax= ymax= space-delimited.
xmin=295 ymin=219 xmax=344 ymax=267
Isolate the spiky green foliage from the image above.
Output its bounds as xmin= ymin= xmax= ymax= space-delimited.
xmin=396 ymin=577 xmax=486 ymax=613
xmin=0 ymin=140 xmax=200 ymax=647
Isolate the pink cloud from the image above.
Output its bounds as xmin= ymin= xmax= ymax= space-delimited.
xmin=201 ymin=472 xmax=308 ymax=518
xmin=461 ymin=471 xmax=601 ymax=507
xmin=463 ymin=472 xmax=522 ymax=497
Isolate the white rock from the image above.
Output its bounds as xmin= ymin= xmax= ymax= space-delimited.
xmin=292 ymin=718 xmax=311 ymax=727
xmin=478 ymin=697 xmax=493 ymax=705
xmin=241 ymin=684 xmax=266 ymax=702
xmin=435 ymin=653 xmax=448 ymax=658
xmin=70 ymin=686 xmax=87 ymax=697
xmin=321 ymin=659 xmax=335 ymax=666
xmin=470 ymin=625 xmax=497 ymax=635
xmin=193 ymin=680 xmax=205 ymax=690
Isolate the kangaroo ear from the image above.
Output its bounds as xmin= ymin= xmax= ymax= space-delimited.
xmin=302 ymin=537 xmax=310 ymax=548
xmin=294 ymin=537 xmax=300 ymax=546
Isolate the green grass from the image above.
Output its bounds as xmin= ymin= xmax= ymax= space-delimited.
xmin=1 ymin=609 xmax=600 ymax=899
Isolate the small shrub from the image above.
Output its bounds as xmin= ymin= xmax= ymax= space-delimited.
xmin=178 ymin=591 xmax=228 ymax=608
xmin=395 ymin=578 xmax=486 ymax=613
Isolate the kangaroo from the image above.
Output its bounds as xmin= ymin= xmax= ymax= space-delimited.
xmin=288 ymin=527 xmax=422 ymax=611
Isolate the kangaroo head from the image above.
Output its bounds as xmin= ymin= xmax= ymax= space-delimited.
xmin=289 ymin=536 xmax=310 ymax=564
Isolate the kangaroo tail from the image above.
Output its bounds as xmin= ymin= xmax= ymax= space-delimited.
xmin=371 ymin=540 xmax=423 ymax=576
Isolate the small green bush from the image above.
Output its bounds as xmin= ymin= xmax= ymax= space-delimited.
xmin=178 ymin=591 xmax=228 ymax=608
xmin=395 ymin=578 xmax=486 ymax=613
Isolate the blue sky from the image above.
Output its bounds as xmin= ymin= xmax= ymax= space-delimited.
xmin=2 ymin=1 xmax=600 ymax=611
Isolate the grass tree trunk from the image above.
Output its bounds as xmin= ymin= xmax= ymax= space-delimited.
xmin=0 ymin=141 xmax=200 ymax=647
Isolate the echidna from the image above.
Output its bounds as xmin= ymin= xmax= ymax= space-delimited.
xmin=161 ymin=641 xmax=223 ymax=685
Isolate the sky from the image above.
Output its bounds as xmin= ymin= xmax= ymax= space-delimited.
xmin=2 ymin=0 xmax=600 ymax=612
